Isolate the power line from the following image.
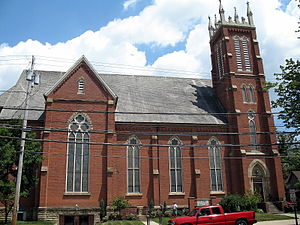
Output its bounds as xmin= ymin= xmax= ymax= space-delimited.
xmin=1 ymin=134 xmax=299 ymax=149
xmin=0 ymin=124 xmax=298 ymax=137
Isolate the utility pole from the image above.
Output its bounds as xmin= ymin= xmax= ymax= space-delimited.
xmin=11 ymin=56 xmax=39 ymax=225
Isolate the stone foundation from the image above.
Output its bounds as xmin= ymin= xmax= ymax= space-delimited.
xmin=38 ymin=207 xmax=100 ymax=223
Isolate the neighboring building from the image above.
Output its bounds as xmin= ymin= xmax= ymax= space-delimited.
xmin=0 ymin=2 xmax=285 ymax=223
xmin=286 ymin=171 xmax=300 ymax=203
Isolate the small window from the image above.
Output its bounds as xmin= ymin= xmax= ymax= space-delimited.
xmin=212 ymin=207 xmax=221 ymax=215
xmin=78 ymin=79 xmax=85 ymax=94
xmin=248 ymin=112 xmax=258 ymax=150
xmin=249 ymin=86 xmax=255 ymax=103
xmin=242 ymin=85 xmax=248 ymax=103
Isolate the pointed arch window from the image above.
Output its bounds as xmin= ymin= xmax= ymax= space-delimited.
xmin=78 ymin=78 xmax=85 ymax=94
xmin=249 ymin=86 xmax=255 ymax=103
xmin=208 ymin=138 xmax=223 ymax=192
xmin=242 ymin=85 xmax=248 ymax=103
xmin=66 ymin=114 xmax=91 ymax=192
xmin=127 ymin=137 xmax=140 ymax=193
xmin=248 ymin=112 xmax=258 ymax=150
xmin=233 ymin=36 xmax=252 ymax=72
xmin=169 ymin=138 xmax=183 ymax=193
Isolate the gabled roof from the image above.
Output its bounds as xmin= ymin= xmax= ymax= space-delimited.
xmin=44 ymin=55 xmax=117 ymax=101
xmin=0 ymin=57 xmax=227 ymax=125
xmin=0 ymin=70 xmax=64 ymax=121
xmin=286 ymin=171 xmax=300 ymax=185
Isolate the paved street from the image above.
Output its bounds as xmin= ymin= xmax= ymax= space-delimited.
xmin=142 ymin=217 xmax=299 ymax=225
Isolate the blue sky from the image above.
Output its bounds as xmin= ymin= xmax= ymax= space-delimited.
xmin=0 ymin=0 xmax=151 ymax=46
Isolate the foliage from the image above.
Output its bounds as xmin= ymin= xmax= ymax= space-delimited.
xmin=148 ymin=199 xmax=154 ymax=214
xmin=277 ymin=133 xmax=300 ymax=178
xmin=162 ymin=201 xmax=167 ymax=215
xmin=100 ymin=199 xmax=107 ymax=221
xmin=107 ymin=213 xmax=137 ymax=221
xmin=269 ymin=59 xmax=300 ymax=132
xmin=109 ymin=196 xmax=130 ymax=213
xmin=0 ymin=120 xmax=43 ymax=223
xmin=219 ymin=193 xmax=262 ymax=212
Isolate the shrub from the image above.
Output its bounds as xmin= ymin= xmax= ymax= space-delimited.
xmin=163 ymin=210 xmax=173 ymax=217
xmin=243 ymin=192 xmax=262 ymax=211
xmin=219 ymin=193 xmax=262 ymax=212
xmin=108 ymin=212 xmax=122 ymax=220
xmin=148 ymin=199 xmax=155 ymax=214
xmin=162 ymin=201 xmax=167 ymax=214
xmin=110 ymin=196 xmax=130 ymax=212
xmin=100 ymin=198 xmax=107 ymax=221
xmin=126 ymin=213 xmax=138 ymax=220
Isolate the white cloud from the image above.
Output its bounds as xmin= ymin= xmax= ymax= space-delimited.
xmin=123 ymin=0 xmax=139 ymax=10
xmin=0 ymin=0 xmax=299 ymax=93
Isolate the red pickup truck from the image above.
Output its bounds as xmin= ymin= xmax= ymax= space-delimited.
xmin=168 ymin=205 xmax=257 ymax=225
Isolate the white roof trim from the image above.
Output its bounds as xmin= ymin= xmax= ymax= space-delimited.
xmin=44 ymin=55 xmax=118 ymax=100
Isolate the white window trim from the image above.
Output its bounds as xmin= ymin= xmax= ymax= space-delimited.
xmin=168 ymin=137 xmax=183 ymax=193
xmin=127 ymin=137 xmax=141 ymax=193
xmin=65 ymin=114 xmax=91 ymax=193
xmin=208 ymin=138 xmax=223 ymax=192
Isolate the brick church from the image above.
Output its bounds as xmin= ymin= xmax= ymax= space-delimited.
xmin=0 ymin=2 xmax=285 ymax=223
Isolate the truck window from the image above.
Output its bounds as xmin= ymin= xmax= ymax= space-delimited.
xmin=200 ymin=208 xmax=211 ymax=216
xmin=211 ymin=207 xmax=221 ymax=215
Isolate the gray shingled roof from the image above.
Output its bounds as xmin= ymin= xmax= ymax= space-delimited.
xmin=0 ymin=70 xmax=64 ymax=121
xmin=0 ymin=70 xmax=226 ymax=125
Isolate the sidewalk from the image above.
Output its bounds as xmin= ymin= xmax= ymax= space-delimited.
xmin=141 ymin=220 xmax=159 ymax=225
xmin=257 ymin=219 xmax=296 ymax=225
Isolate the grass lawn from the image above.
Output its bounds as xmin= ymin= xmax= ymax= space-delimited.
xmin=256 ymin=213 xmax=293 ymax=221
xmin=101 ymin=220 xmax=144 ymax=225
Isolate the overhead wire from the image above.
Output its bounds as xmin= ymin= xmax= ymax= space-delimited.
xmin=0 ymin=124 xmax=298 ymax=137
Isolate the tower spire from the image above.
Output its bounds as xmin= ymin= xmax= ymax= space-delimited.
xmin=247 ymin=1 xmax=254 ymax=26
xmin=219 ymin=0 xmax=225 ymax=23
xmin=234 ymin=7 xmax=240 ymax=23
xmin=208 ymin=16 xmax=214 ymax=38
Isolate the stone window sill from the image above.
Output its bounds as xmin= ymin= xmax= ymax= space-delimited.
xmin=64 ymin=192 xmax=91 ymax=196
xmin=169 ymin=192 xmax=185 ymax=196
xmin=126 ymin=193 xmax=143 ymax=197
xmin=210 ymin=191 xmax=225 ymax=195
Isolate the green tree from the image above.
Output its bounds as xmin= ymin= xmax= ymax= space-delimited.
xmin=270 ymin=59 xmax=300 ymax=132
xmin=277 ymin=133 xmax=300 ymax=178
xmin=0 ymin=120 xmax=43 ymax=223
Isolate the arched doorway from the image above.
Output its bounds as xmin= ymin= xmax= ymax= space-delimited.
xmin=248 ymin=161 xmax=269 ymax=202
xmin=252 ymin=165 xmax=265 ymax=201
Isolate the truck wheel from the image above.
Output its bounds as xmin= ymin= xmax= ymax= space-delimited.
xmin=235 ymin=219 xmax=248 ymax=225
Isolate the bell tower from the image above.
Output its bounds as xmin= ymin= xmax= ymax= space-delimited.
xmin=209 ymin=1 xmax=285 ymax=200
